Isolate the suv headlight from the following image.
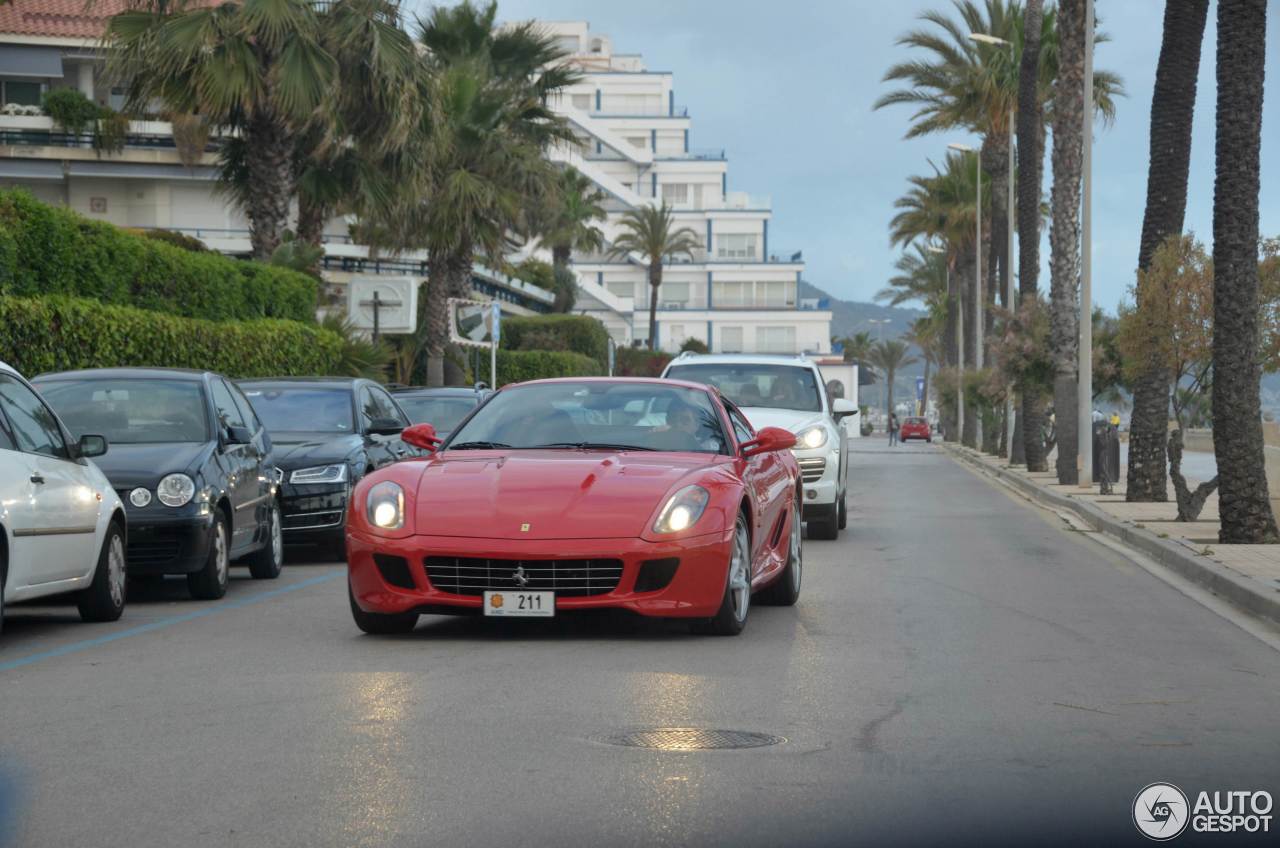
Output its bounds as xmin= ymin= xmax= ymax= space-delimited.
xmin=796 ymin=426 xmax=828 ymax=450
xmin=290 ymin=464 xmax=348 ymax=485
xmin=653 ymin=485 xmax=710 ymax=534
xmin=366 ymin=481 xmax=404 ymax=530
xmin=156 ymin=473 xmax=196 ymax=508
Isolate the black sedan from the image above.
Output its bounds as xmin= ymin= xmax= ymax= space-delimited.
xmin=34 ymin=368 xmax=284 ymax=600
xmin=389 ymin=385 xmax=490 ymax=439
xmin=237 ymin=377 xmax=416 ymax=556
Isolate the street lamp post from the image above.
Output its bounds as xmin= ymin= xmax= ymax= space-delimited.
xmin=948 ymin=142 xmax=981 ymax=447
xmin=926 ymin=244 xmax=960 ymax=444
xmin=970 ymin=32 xmax=1017 ymax=461
xmin=1078 ymin=0 xmax=1094 ymax=486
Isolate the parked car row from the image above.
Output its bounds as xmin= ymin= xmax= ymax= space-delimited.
xmin=0 ymin=361 xmax=488 ymax=632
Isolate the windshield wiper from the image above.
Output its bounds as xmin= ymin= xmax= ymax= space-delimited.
xmin=448 ymin=440 xmax=512 ymax=450
xmin=532 ymin=442 xmax=657 ymax=452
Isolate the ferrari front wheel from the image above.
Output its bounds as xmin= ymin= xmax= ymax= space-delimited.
xmin=348 ymin=584 xmax=419 ymax=635
xmin=696 ymin=515 xmax=751 ymax=636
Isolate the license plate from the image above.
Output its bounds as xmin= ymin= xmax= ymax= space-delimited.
xmin=483 ymin=590 xmax=554 ymax=617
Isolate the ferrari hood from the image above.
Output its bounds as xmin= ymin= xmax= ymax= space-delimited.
xmin=414 ymin=450 xmax=721 ymax=539
xmin=739 ymin=407 xmax=827 ymax=436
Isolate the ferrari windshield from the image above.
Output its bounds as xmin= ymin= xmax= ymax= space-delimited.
xmin=38 ymin=378 xmax=209 ymax=444
xmin=664 ymin=363 xmax=823 ymax=412
xmin=446 ymin=381 xmax=729 ymax=453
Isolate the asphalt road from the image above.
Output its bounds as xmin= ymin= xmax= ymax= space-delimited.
xmin=2 ymin=441 xmax=1278 ymax=847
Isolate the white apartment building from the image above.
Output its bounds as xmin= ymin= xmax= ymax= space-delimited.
xmin=534 ymin=21 xmax=832 ymax=355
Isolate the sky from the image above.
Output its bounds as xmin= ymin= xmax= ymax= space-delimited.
xmin=429 ymin=0 xmax=1280 ymax=312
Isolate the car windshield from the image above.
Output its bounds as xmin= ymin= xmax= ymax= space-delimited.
xmin=240 ymin=387 xmax=353 ymax=433
xmin=665 ymin=363 xmax=823 ymax=412
xmin=395 ymin=395 xmax=479 ymax=434
xmin=446 ymin=381 xmax=728 ymax=453
xmin=38 ymin=378 xmax=209 ymax=444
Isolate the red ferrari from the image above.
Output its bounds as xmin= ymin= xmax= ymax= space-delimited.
xmin=900 ymin=416 xmax=932 ymax=442
xmin=346 ymin=378 xmax=804 ymax=636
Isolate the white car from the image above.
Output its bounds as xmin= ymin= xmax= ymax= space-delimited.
xmin=662 ymin=353 xmax=857 ymax=539
xmin=0 ymin=361 xmax=127 ymax=632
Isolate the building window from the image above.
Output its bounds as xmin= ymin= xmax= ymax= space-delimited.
xmin=712 ymin=281 xmax=751 ymax=307
xmin=756 ymin=281 xmax=792 ymax=307
xmin=756 ymin=326 xmax=796 ymax=354
xmin=661 ymin=281 xmax=690 ymax=306
xmin=555 ymin=35 xmax=580 ymax=54
xmin=570 ymin=93 xmax=592 ymax=110
xmin=606 ymin=281 xmax=635 ymax=299
xmin=3 ymin=80 xmax=42 ymax=106
xmin=719 ymin=326 xmax=744 ymax=353
xmin=661 ymin=183 xmax=689 ymax=205
xmin=716 ymin=233 xmax=758 ymax=260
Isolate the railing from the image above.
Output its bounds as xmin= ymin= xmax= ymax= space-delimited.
xmin=0 ymin=128 xmax=220 ymax=153
xmin=765 ymin=248 xmax=803 ymax=263
xmin=682 ymin=147 xmax=726 ymax=160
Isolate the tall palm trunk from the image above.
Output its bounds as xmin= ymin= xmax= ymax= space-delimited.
xmin=885 ymin=367 xmax=896 ymax=417
xmin=1049 ymin=0 xmax=1085 ymax=485
xmin=244 ymin=108 xmax=296 ymax=261
xmin=1017 ymin=0 xmax=1047 ymax=471
xmin=551 ymin=244 xmax=575 ymax=312
xmin=985 ymin=132 xmax=1009 ymax=456
xmin=1211 ymin=0 xmax=1278 ymax=543
xmin=963 ymin=240 xmax=979 ymax=449
xmin=424 ymin=251 xmax=473 ymax=387
xmin=297 ymin=195 xmax=328 ymax=247
xmin=921 ymin=357 xmax=931 ymax=418
xmin=647 ymin=262 xmax=662 ymax=351
xmin=1128 ymin=0 xmax=1210 ymax=502
xmin=944 ymin=259 xmax=959 ymax=441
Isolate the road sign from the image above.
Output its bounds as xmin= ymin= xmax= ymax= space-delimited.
xmin=449 ymin=299 xmax=499 ymax=347
xmin=348 ymin=277 xmax=418 ymax=337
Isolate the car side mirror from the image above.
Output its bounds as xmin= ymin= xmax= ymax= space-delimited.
xmin=832 ymin=399 xmax=858 ymax=419
xmin=225 ymin=425 xmax=253 ymax=445
xmin=740 ymin=426 xmax=797 ymax=457
xmin=367 ymin=417 xmax=405 ymax=437
xmin=401 ymin=423 xmax=442 ymax=452
xmin=77 ymin=434 xmax=108 ymax=458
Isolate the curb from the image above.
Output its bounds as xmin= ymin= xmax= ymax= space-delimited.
xmin=944 ymin=444 xmax=1280 ymax=627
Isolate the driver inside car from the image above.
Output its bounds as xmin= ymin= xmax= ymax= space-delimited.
xmin=651 ymin=401 xmax=722 ymax=452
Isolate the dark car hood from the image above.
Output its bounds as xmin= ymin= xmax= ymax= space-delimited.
xmin=270 ymin=432 xmax=364 ymax=470
xmin=413 ymin=450 xmax=724 ymax=540
xmin=92 ymin=442 xmax=215 ymax=489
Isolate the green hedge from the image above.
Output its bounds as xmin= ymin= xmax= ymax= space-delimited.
xmin=0 ymin=190 xmax=317 ymax=323
xmin=478 ymin=349 xmax=602 ymax=387
xmin=615 ymin=347 xmax=673 ymax=377
xmin=0 ymin=295 xmax=343 ymax=378
xmin=502 ymin=314 xmax=610 ymax=364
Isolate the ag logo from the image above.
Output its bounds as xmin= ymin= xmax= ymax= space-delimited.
xmin=1134 ymin=783 xmax=1190 ymax=840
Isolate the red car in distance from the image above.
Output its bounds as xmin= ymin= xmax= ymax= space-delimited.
xmin=900 ymin=416 xmax=932 ymax=442
xmin=346 ymin=378 xmax=804 ymax=636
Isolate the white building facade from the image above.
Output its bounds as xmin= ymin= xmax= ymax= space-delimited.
xmin=535 ymin=21 xmax=832 ymax=355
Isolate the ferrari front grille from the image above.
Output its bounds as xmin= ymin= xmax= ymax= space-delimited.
xmin=423 ymin=557 xmax=624 ymax=597
xmin=797 ymin=456 xmax=826 ymax=482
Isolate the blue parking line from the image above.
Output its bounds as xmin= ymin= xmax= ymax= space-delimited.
xmin=0 ymin=572 xmax=342 ymax=673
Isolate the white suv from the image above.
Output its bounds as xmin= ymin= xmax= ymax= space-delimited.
xmin=0 ymin=361 xmax=128 ymax=632
xmin=662 ymin=353 xmax=857 ymax=539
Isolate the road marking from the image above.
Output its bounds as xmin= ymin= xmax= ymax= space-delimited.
xmin=0 ymin=572 xmax=342 ymax=673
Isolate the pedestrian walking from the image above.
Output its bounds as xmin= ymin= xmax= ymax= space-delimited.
xmin=888 ymin=412 xmax=899 ymax=446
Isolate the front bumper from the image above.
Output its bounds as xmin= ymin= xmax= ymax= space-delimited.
xmin=279 ymin=482 xmax=349 ymax=541
xmin=124 ymin=514 xmax=216 ymax=575
xmin=347 ymin=528 xmax=734 ymax=619
xmin=791 ymin=444 xmax=841 ymax=510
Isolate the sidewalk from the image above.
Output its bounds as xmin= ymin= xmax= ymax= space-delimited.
xmin=944 ymin=443 xmax=1280 ymax=626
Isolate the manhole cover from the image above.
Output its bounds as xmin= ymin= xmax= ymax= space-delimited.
xmin=600 ymin=728 xmax=785 ymax=750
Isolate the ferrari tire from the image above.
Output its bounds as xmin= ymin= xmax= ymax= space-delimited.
xmin=695 ymin=515 xmax=752 ymax=636
xmin=188 ymin=515 xmax=230 ymax=600
xmin=761 ymin=499 xmax=802 ymax=606
xmin=77 ymin=522 xmax=127 ymax=622
xmin=246 ymin=501 xmax=284 ymax=580
xmin=349 ymin=584 xmax=418 ymax=635
xmin=807 ymin=503 xmax=839 ymax=540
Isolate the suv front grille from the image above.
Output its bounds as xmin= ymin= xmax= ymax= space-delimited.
xmin=797 ymin=456 xmax=826 ymax=482
xmin=424 ymin=557 xmax=623 ymax=597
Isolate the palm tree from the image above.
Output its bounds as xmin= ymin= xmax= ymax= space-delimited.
xmin=538 ymin=167 xmax=607 ymax=312
xmin=1047 ymin=0 xmax=1085 ymax=484
xmin=869 ymin=340 xmax=919 ymax=418
xmin=905 ymin=316 xmax=944 ymax=417
xmin=1127 ymin=0 xmax=1211 ymax=503
xmin=608 ymin=204 xmax=702 ymax=350
xmin=1015 ymin=0 xmax=1047 ymax=471
xmin=1211 ymin=0 xmax=1277 ymax=543
xmin=877 ymin=243 xmax=949 ymax=311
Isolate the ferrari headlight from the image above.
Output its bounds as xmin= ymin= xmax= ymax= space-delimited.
xmin=796 ymin=426 xmax=828 ymax=450
xmin=366 ymin=481 xmax=404 ymax=530
xmin=653 ymin=485 xmax=710 ymax=534
xmin=291 ymin=464 xmax=348 ymax=485
xmin=156 ymin=473 xmax=196 ymax=508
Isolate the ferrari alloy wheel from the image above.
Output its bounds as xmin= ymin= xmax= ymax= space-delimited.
xmin=697 ymin=515 xmax=752 ymax=636
xmin=77 ymin=523 xmax=127 ymax=622
xmin=188 ymin=516 xmax=230 ymax=600
xmin=762 ymin=498 xmax=803 ymax=606
xmin=349 ymin=584 xmax=419 ymax=635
